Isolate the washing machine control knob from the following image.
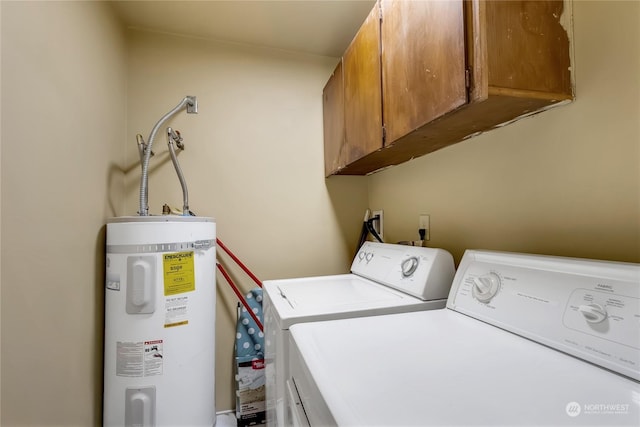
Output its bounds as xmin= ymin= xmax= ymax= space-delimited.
xmin=472 ymin=273 xmax=501 ymax=303
xmin=578 ymin=303 xmax=608 ymax=323
xmin=401 ymin=256 xmax=419 ymax=277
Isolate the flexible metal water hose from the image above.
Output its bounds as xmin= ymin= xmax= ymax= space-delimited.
xmin=138 ymin=96 xmax=196 ymax=216
xmin=167 ymin=128 xmax=190 ymax=215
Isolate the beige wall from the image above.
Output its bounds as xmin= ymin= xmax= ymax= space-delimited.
xmin=1 ymin=0 xmax=638 ymax=425
xmin=1 ymin=1 xmax=127 ymax=425
xmin=124 ymin=31 xmax=368 ymax=411
xmin=368 ymin=0 xmax=639 ymax=265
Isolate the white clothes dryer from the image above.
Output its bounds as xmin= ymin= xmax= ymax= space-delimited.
xmin=288 ymin=250 xmax=640 ymax=426
xmin=263 ymin=241 xmax=455 ymax=427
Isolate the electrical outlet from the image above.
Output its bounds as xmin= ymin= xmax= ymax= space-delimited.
xmin=372 ymin=210 xmax=384 ymax=240
xmin=419 ymin=214 xmax=430 ymax=241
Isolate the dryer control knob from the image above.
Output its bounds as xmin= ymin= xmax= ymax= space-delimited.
xmin=578 ymin=303 xmax=608 ymax=323
xmin=472 ymin=273 xmax=501 ymax=303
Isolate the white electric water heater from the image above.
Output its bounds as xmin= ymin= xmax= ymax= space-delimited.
xmin=104 ymin=216 xmax=216 ymax=427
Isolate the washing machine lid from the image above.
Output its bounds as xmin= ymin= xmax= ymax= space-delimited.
xmin=289 ymin=309 xmax=640 ymax=426
xmin=263 ymin=274 xmax=444 ymax=329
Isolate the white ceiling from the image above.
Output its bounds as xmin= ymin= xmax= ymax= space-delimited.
xmin=111 ymin=0 xmax=376 ymax=57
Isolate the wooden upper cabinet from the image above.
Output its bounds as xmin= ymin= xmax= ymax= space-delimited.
xmin=322 ymin=61 xmax=345 ymax=177
xmin=323 ymin=0 xmax=573 ymax=176
xmin=343 ymin=4 xmax=382 ymax=169
xmin=324 ymin=5 xmax=382 ymax=177
xmin=381 ymin=0 xmax=467 ymax=145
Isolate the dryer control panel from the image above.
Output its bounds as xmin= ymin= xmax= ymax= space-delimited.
xmin=351 ymin=242 xmax=455 ymax=301
xmin=448 ymin=250 xmax=640 ymax=381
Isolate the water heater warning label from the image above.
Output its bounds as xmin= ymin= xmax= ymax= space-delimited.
xmin=163 ymin=251 xmax=195 ymax=295
xmin=143 ymin=340 xmax=164 ymax=376
xmin=165 ymin=295 xmax=189 ymax=328
xmin=116 ymin=340 xmax=163 ymax=377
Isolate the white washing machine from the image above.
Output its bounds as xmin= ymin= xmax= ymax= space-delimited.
xmin=288 ymin=250 xmax=640 ymax=426
xmin=263 ymin=241 xmax=455 ymax=427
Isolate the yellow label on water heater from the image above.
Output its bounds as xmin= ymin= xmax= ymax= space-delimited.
xmin=163 ymin=251 xmax=195 ymax=295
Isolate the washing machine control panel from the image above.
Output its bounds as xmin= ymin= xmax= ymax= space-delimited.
xmin=351 ymin=242 xmax=454 ymax=301
xmin=448 ymin=250 xmax=640 ymax=381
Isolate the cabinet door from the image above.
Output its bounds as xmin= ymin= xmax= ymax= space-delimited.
xmin=322 ymin=61 xmax=345 ymax=177
xmin=381 ymin=0 xmax=467 ymax=145
xmin=342 ymin=4 xmax=383 ymax=168
xmin=486 ymin=0 xmax=572 ymax=96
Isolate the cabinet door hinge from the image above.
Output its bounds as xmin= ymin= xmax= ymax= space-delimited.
xmin=465 ymin=69 xmax=471 ymax=89
xmin=382 ymin=125 xmax=386 ymax=144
